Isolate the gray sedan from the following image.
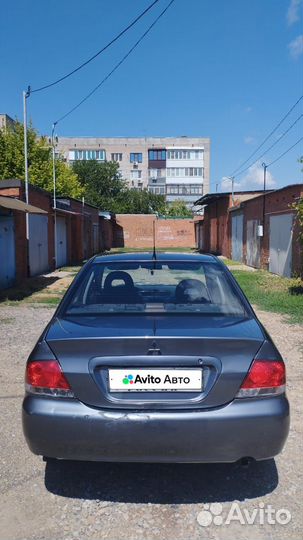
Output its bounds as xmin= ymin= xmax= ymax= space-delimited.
xmin=22 ymin=253 xmax=289 ymax=463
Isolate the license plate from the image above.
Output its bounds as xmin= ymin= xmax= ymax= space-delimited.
xmin=109 ymin=369 xmax=202 ymax=392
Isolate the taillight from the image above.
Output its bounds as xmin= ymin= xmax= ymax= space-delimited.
xmin=236 ymin=360 xmax=286 ymax=398
xmin=25 ymin=360 xmax=74 ymax=398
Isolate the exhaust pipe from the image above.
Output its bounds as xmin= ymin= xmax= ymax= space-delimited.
xmin=240 ymin=457 xmax=254 ymax=468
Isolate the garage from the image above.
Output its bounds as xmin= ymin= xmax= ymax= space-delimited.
xmin=269 ymin=213 xmax=293 ymax=278
xmin=231 ymin=212 xmax=243 ymax=262
xmin=28 ymin=214 xmax=49 ymax=276
xmin=246 ymin=219 xmax=261 ymax=268
xmin=0 ymin=214 xmax=16 ymax=289
xmin=56 ymin=215 xmax=68 ymax=268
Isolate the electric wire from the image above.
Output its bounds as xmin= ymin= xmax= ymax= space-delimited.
xmin=230 ymin=94 xmax=303 ymax=176
xmin=30 ymin=0 xmax=161 ymax=93
xmin=234 ymin=113 xmax=303 ymax=177
xmin=53 ymin=0 xmax=175 ymax=126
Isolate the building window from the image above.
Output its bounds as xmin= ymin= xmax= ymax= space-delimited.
xmin=111 ymin=153 xmax=122 ymax=162
xmin=148 ymin=186 xmax=166 ymax=195
xmin=148 ymin=149 xmax=166 ymax=160
xmin=74 ymin=149 xmax=105 ymax=161
xmin=166 ymin=184 xmax=203 ymax=195
xmin=148 ymin=168 xmax=164 ymax=178
xmin=130 ymin=153 xmax=142 ymax=163
xmin=167 ymin=149 xmax=204 ymax=160
xmin=130 ymin=170 xmax=142 ymax=179
xmin=166 ymin=167 xmax=203 ymax=177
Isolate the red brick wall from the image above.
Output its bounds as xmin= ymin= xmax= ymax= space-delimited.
xmin=202 ymin=197 xmax=231 ymax=256
xmin=114 ymin=214 xmax=196 ymax=248
xmin=156 ymin=220 xmax=195 ymax=248
xmin=68 ymin=199 xmax=99 ymax=259
xmin=99 ymin=219 xmax=114 ymax=251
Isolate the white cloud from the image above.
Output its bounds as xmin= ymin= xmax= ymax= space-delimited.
xmin=220 ymin=163 xmax=277 ymax=192
xmin=241 ymin=163 xmax=277 ymax=189
xmin=288 ymin=34 xmax=303 ymax=58
xmin=244 ymin=136 xmax=255 ymax=145
xmin=287 ymin=0 xmax=302 ymax=26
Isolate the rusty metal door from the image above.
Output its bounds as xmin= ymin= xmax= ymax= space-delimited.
xmin=246 ymin=219 xmax=260 ymax=268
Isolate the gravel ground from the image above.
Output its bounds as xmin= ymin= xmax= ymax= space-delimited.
xmin=0 ymin=304 xmax=302 ymax=540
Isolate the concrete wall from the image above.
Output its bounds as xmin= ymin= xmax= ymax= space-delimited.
xmin=113 ymin=214 xmax=196 ymax=249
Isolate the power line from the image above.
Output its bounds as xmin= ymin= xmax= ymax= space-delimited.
xmin=30 ymin=0 xmax=161 ymax=94
xmin=267 ymin=135 xmax=303 ymax=167
xmin=54 ymin=0 xmax=175 ymax=126
xmin=230 ymin=93 xmax=303 ymax=176
xmin=234 ymin=113 xmax=303 ymax=177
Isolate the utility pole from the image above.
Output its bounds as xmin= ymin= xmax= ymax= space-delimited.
xmin=51 ymin=123 xmax=58 ymax=268
xmin=23 ymin=86 xmax=31 ymax=239
xmin=231 ymin=176 xmax=235 ymax=206
xmin=261 ymin=162 xmax=267 ymax=238
xmin=223 ymin=176 xmax=235 ymax=205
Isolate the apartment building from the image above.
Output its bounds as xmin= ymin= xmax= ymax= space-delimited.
xmin=0 ymin=114 xmax=15 ymax=131
xmin=56 ymin=136 xmax=210 ymax=204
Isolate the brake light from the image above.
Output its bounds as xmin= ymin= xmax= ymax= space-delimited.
xmin=25 ymin=360 xmax=74 ymax=398
xmin=236 ymin=360 xmax=286 ymax=398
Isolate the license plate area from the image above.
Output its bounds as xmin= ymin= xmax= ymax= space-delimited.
xmin=109 ymin=368 xmax=202 ymax=393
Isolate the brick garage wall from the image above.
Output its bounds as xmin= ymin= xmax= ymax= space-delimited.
xmin=99 ymin=218 xmax=114 ymax=251
xmin=241 ymin=185 xmax=303 ymax=274
xmin=155 ymin=219 xmax=195 ymax=248
xmin=114 ymin=214 xmax=195 ymax=248
xmin=0 ymin=185 xmax=28 ymax=280
xmin=67 ymin=199 xmax=100 ymax=259
xmin=24 ymin=186 xmax=55 ymax=270
xmin=203 ymin=197 xmax=231 ymax=256
xmin=0 ymin=184 xmax=55 ymax=278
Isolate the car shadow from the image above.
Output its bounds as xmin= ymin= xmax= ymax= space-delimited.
xmin=44 ymin=459 xmax=278 ymax=504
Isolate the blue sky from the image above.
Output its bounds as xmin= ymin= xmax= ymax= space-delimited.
xmin=1 ymin=0 xmax=302 ymax=191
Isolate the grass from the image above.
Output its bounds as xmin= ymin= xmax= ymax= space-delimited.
xmin=231 ymin=269 xmax=303 ymax=324
xmin=221 ymin=257 xmax=245 ymax=266
xmin=57 ymin=265 xmax=82 ymax=273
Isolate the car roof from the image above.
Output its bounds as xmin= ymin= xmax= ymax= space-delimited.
xmin=93 ymin=252 xmax=217 ymax=263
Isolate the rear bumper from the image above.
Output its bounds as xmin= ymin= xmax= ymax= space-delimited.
xmin=22 ymin=395 xmax=290 ymax=463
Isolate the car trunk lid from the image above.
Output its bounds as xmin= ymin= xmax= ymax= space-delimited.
xmin=46 ymin=314 xmax=264 ymax=410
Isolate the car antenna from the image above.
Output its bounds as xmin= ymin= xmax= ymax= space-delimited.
xmin=152 ymin=219 xmax=157 ymax=260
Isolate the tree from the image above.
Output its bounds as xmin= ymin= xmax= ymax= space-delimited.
xmin=0 ymin=120 xmax=83 ymax=198
xmin=72 ymin=159 xmax=166 ymax=214
xmin=293 ymin=156 xmax=303 ymax=244
xmin=117 ymin=189 xmax=166 ymax=215
xmin=164 ymin=199 xmax=193 ymax=218
xmin=72 ymin=159 xmax=125 ymax=210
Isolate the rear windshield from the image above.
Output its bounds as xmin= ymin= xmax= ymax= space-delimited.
xmin=62 ymin=261 xmax=247 ymax=317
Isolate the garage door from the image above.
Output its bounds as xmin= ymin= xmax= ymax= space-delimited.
xmin=56 ymin=216 xmax=68 ymax=268
xmin=231 ymin=213 xmax=243 ymax=262
xmin=246 ymin=219 xmax=260 ymax=268
xmin=269 ymin=213 xmax=293 ymax=277
xmin=0 ymin=215 xmax=16 ymax=289
xmin=29 ymin=214 xmax=49 ymax=276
